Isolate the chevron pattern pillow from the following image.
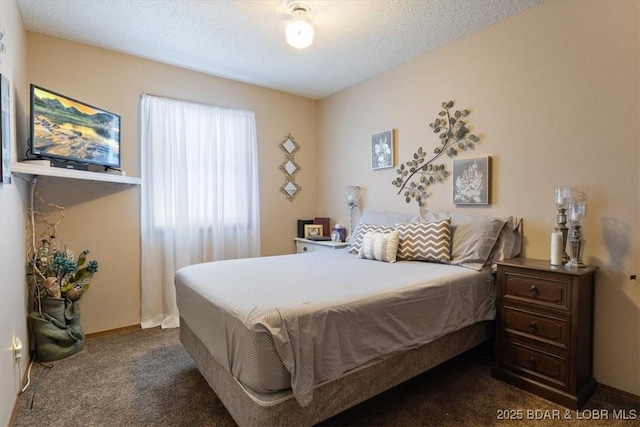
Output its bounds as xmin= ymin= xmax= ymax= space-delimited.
xmin=358 ymin=230 xmax=400 ymax=263
xmin=348 ymin=224 xmax=394 ymax=254
xmin=396 ymin=219 xmax=451 ymax=262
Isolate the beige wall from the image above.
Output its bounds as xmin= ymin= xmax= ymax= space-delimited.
xmin=25 ymin=33 xmax=319 ymax=334
xmin=318 ymin=0 xmax=639 ymax=395
xmin=2 ymin=2 xmax=638 ymax=423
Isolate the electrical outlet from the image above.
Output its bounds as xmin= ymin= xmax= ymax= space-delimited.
xmin=12 ymin=337 xmax=22 ymax=363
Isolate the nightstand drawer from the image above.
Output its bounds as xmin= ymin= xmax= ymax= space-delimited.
xmin=505 ymin=307 xmax=568 ymax=348
xmin=296 ymin=242 xmax=319 ymax=253
xmin=493 ymin=259 xmax=598 ymax=409
xmin=504 ymin=273 xmax=569 ymax=310
xmin=504 ymin=343 xmax=568 ymax=389
xmin=294 ymin=238 xmax=348 ymax=254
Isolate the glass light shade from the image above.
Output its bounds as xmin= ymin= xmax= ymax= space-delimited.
xmin=286 ymin=19 xmax=314 ymax=49
xmin=566 ymin=188 xmax=587 ymax=203
xmin=554 ymin=186 xmax=570 ymax=209
xmin=346 ymin=186 xmax=361 ymax=208
xmin=567 ymin=200 xmax=586 ymax=225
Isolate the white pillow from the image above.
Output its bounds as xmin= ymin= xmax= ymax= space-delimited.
xmin=349 ymin=224 xmax=395 ymax=254
xmin=358 ymin=230 xmax=400 ymax=263
xmin=395 ymin=219 xmax=451 ymax=262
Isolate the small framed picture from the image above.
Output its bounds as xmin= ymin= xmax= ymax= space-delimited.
xmin=304 ymin=224 xmax=323 ymax=239
xmin=371 ymin=129 xmax=394 ymax=170
xmin=453 ymin=156 xmax=491 ymax=205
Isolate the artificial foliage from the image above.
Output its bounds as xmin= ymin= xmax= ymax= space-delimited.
xmin=28 ymin=237 xmax=99 ymax=303
xmin=25 ymin=190 xmax=99 ymax=312
xmin=391 ymin=100 xmax=481 ymax=207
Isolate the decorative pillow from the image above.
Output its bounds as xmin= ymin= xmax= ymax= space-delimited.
xmin=348 ymin=211 xmax=413 ymax=246
xmin=358 ymin=230 xmax=400 ymax=263
xmin=412 ymin=210 xmax=508 ymax=270
xmin=395 ymin=219 xmax=451 ymax=262
xmin=348 ymin=223 xmax=395 ymax=254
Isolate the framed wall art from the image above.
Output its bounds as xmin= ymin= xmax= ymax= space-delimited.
xmin=279 ymin=134 xmax=301 ymax=201
xmin=371 ymin=129 xmax=394 ymax=170
xmin=1 ymin=74 xmax=11 ymax=184
xmin=453 ymin=156 xmax=491 ymax=205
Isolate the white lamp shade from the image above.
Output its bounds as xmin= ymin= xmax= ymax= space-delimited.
xmin=286 ymin=19 xmax=314 ymax=49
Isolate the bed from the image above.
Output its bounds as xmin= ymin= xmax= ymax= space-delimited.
xmin=175 ymin=210 xmax=522 ymax=426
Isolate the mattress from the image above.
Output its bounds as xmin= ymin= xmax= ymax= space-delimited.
xmin=174 ymin=250 xmax=495 ymax=406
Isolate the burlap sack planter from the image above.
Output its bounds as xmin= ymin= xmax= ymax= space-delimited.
xmin=30 ymin=297 xmax=85 ymax=362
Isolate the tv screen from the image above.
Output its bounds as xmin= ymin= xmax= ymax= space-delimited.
xmin=30 ymin=85 xmax=120 ymax=168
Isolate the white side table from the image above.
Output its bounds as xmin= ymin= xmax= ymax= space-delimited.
xmin=294 ymin=238 xmax=348 ymax=253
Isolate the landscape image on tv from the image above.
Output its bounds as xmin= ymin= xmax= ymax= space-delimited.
xmin=32 ymin=86 xmax=120 ymax=167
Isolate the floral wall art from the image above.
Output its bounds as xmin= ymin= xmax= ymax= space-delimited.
xmin=371 ymin=129 xmax=394 ymax=170
xmin=453 ymin=156 xmax=490 ymax=205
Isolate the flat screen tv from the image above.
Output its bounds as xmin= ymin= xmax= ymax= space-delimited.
xmin=30 ymin=85 xmax=120 ymax=169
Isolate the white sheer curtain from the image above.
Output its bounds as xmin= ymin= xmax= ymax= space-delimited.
xmin=140 ymin=94 xmax=260 ymax=329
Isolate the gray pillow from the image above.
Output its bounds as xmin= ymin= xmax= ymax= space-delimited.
xmin=395 ymin=219 xmax=451 ymax=262
xmin=412 ymin=210 xmax=509 ymax=271
xmin=489 ymin=217 xmax=523 ymax=262
xmin=348 ymin=210 xmax=413 ymax=246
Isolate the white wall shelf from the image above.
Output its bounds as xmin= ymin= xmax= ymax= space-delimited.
xmin=11 ymin=162 xmax=141 ymax=185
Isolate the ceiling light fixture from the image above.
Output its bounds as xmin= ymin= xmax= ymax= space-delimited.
xmin=285 ymin=2 xmax=314 ymax=49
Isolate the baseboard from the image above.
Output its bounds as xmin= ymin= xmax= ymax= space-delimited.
xmin=85 ymin=324 xmax=140 ymax=339
xmin=597 ymin=382 xmax=640 ymax=404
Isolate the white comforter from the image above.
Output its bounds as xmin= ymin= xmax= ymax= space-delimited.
xmin=175 ymin=250 xmax=495 ymax=406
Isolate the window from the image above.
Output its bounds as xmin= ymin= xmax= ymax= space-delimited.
xmin=139 ymin=94 xmax=260 ymax=329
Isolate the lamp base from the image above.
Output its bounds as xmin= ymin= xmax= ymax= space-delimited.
xmin=566 ymin=225 xmax=585 ymax=268
xmin=565 ymin=260 xmax=586 ymax=268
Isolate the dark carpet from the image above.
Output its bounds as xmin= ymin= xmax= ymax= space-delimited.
xmin=12 ymin=327 xmax=639 ymax=426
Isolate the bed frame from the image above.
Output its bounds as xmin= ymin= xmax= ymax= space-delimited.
xmin=180 ymin=318 xmax=494 ymax=426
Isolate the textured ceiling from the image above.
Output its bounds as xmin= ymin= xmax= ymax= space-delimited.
xmin=16 ymin=0 xmax=544 ymax=99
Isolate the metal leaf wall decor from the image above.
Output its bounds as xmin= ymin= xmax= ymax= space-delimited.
xmin=391 ymin=100 xmax=481 ymax=207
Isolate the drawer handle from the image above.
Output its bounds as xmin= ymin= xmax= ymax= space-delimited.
xmin=303 ymin=247 xmax=308 ymax=252
xmin=528 ymin=356 xmax=537 ymax=369
xmin=529 ymin=285 xmax=539 ymax=296
xmin=529 ymin=321 xmax=538 ymax=333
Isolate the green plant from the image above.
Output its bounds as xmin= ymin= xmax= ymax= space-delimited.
xmin=391 ymin=100 xmax=481 ymax=207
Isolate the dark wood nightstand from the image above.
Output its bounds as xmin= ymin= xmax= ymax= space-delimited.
xmin=491 ymin=258 xmax=598 ymax=409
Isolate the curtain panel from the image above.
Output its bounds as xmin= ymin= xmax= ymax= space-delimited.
xmin=140 ymin=94 xmax=260 ymax=329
